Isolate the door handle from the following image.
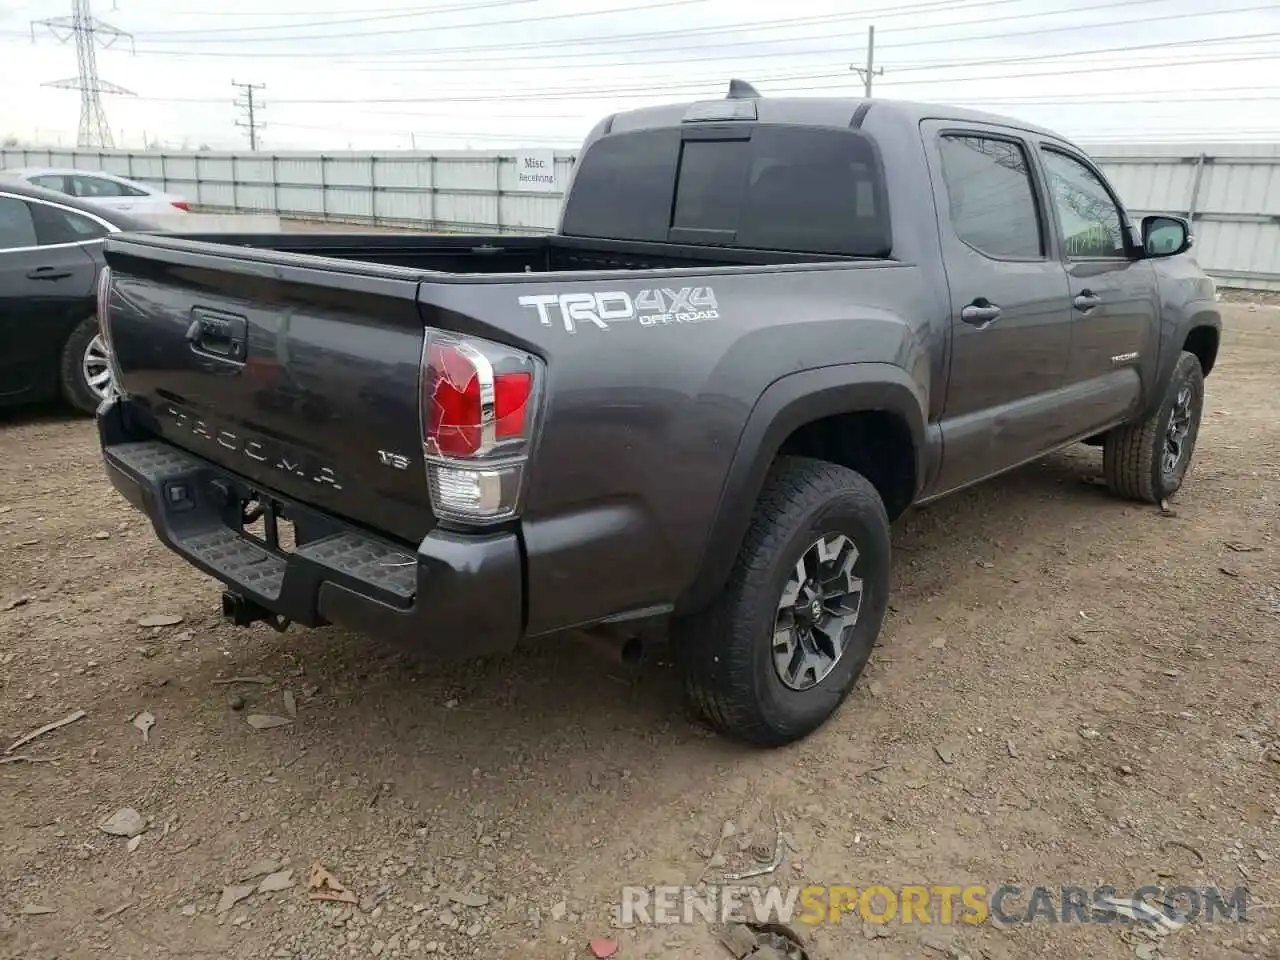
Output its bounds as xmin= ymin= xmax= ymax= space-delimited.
xmin=960 ymin=299 xmax=1002 ymax=326
xmin=1073 ymin=291 xmax=1102 ymax=312
xmin=26 ymin=267 xmax=72 ymax=281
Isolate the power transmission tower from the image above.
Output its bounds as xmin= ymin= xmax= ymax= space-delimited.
xmin=32 ymin=0 xmax=134 ymax=149
xmin=233 ymin=81 xmax=266 ymax=150
xmin=850 ymin=25 xmax=883 ymax=98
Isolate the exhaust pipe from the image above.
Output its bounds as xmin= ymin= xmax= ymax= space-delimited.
xmin=577 ymin=629 xmax=645 ymax=667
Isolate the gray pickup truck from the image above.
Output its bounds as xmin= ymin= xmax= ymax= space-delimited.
xmin=95 ymin=84 xmax=1221 ymax=746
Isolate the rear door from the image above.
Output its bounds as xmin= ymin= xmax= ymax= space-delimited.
xmin=1034 ymin=143 xmax=1159 ymax=436
xmin=0 ymin=193 xmax=103 ymax=403
xmin=920 ymin=121 xmax=1074 ymax=494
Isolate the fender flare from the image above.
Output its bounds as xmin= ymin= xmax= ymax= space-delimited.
xmin=1145 ymin=307 xmax=1221 ymax=419
xmin=676 ymin=362 xmax=928 ymax=615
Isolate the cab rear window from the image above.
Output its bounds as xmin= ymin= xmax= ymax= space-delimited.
xmin=561 ymin=123 xmax=892 ymax=258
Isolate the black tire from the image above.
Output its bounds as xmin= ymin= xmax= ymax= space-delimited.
xmin=674 ymin=456 xmax=891 ymax=747
xmin=1103 ymin=350 xmax=1205 ymax=504
xmin=59 ymin=316 xmax=110 ymax=415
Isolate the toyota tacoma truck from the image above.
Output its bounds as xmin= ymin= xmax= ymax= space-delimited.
xmin=94 ymin=84 xmax=1221 ymax=746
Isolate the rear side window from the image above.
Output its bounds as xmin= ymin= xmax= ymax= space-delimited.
xmin=937 ymin=135 xmax=1043 ymax=259
xmin=561 ymin=128 xmax=681 ymax=245
xmin=28 ymin=201 xmax=109 ymax=244
xmin=562 ymin=124 xmax=891 ymax=257
xmin=0 ymin=196 xmax=38 ymax=249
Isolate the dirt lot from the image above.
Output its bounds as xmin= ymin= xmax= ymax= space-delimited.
xmin=2 ymin=304 xmax=1278 ymax=960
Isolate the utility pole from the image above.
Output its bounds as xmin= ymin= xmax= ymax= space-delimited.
xmin=32 ymin=0 xmax=135 ymax=149
xmin=233 ymin=80 xmax=266 ymax=150
xmin=850 ymin=25 xmax=883 ymax=98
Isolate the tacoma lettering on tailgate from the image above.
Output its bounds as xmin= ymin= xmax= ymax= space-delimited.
xmin=164 ymin=406 xmax=343 ymax=491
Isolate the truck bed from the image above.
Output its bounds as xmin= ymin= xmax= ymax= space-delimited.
xmin=163 ymin=231 xmax=853 ymax=275
xmin=101 ymin=229 xmax=889 ymax=550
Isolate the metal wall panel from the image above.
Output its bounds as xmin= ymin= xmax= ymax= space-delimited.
xmin=4 ymin=143 xmax=1276 ymax=287
xmin=1079 ymin=142 xmax=1280 ymax=289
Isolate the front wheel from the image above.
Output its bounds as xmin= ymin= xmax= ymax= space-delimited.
xmin=1103 ymin=350 xmax=1205 ymax=503
xmin=60 ymin=316 xmax=115 ymax=414
xmin=673 ymin=456 xmax=891 ymax=746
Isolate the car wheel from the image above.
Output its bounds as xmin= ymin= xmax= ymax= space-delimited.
xmin=674 ymin=456 xmax=891 ymax=746
xmin=60 ymin=316 xmax=115 ymax=414
xmin=1103 ymin=350 xmax=1205 ymax=504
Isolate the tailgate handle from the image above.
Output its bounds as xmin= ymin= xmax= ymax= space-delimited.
xmin=186 ymin=309 xmax=247 ymax=362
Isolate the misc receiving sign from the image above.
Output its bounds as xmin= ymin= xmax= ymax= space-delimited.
xmin=514 ymin=151 xmax=558 ymax=193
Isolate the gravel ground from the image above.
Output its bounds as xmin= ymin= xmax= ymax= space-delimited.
xmin=1 ymin=304 xmax=1277 ymax=960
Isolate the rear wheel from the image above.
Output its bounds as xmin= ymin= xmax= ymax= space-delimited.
xmin=60 ymin=316 xmax=114 ymax=414
xmin=674 ymin=456 xmax=891 ymax=746
xmin=1103 ymin=350 xmax=1205 ymax=503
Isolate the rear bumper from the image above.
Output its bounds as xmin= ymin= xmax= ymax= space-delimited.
xmin=97 ymin=399 xmax=523 ymax=656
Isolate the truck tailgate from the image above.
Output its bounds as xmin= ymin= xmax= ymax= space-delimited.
xmin=102 ymin=234 xmax=435 ymax=543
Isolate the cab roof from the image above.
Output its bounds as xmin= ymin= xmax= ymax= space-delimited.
xmin=600 ymin=85 xmax=1067 ymax=142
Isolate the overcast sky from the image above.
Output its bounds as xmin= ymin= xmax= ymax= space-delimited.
xmin=0 ymin=0 xmax=1277 ymax=150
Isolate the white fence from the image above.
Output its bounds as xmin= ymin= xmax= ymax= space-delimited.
xmin=1 ymin=148 xmax=575 ymax=236
xmin=1093 ymin=143 xmax=1280 ymax=292
xmin=3 ymin=143 xmax=1278 ymax=290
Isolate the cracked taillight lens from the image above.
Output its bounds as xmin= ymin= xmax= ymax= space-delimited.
xmin=420 ymin=329 xmax=541 ymax=523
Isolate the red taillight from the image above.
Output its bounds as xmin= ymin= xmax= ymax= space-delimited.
xmin=425 ymin=342 xmax=533 ymax=457
xmin=421 ymin=330 xmax=540 ymax=522
xmin=171 ymin=201 xmax=190 ymax=211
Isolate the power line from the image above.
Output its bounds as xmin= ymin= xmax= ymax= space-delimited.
xmin=126 ymin=0 xmax=714 ymax=45
xmin=288 ymin=30 xmax=1280 ymax=81
xmin=339 ymin=30 xmax=1278 ymax=75
xmin=117 ymin=0 xmax=1017 ymax=45
xmin=126 ymin=0 xmax=534 ymax=35
xmin=126 ymin=50 xmax=1280 ymax=105
xmin=116 ymin=2 xmax=516 ymax=16
xmin=31 ymin=0 xmax=135 ymax=149
xmin=101 ymin=0 xmax=1273 ymax=61
xmin=233 ymin=80 xmax=265 ymax=150
xmin=886 ymin=31 xmax=1277 ymax=74
xmin=61 ymin=0 xmax=1159 ymax=58
xmin=968 ymin=90 xmax=1280 ymax=105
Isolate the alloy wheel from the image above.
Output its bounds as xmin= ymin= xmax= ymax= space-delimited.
xmin=82 ymin=333 xmax=114 ymax=401
xmin=771 ymin=533 xmax=864 ymax=691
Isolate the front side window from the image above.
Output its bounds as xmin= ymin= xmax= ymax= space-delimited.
xmin=70 ymin=175 xmax=128 ymax=198
xmin=30 ymin=174 xmax=69 ymax=193
xmin=1040 ymin=148 xmax=1127 ymax=258
xmin=936 ymin=134 xmax=1043 ymax=259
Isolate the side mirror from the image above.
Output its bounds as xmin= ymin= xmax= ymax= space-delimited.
xmin=1142 ymin=215 xmax=1193 ymax=258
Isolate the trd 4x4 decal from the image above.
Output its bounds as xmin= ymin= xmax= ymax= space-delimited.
xmin=518 ymin=287 xmax=719 ymax=333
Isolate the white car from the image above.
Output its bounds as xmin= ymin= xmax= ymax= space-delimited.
xmin=0 ymin=167 xmax=191 ymax=216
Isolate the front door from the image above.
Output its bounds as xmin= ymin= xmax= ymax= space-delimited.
xmin=1035 ymin=144 xmax=1160 ymax=437
xmin=920 ymin=123 xmax=1074 ymax=495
